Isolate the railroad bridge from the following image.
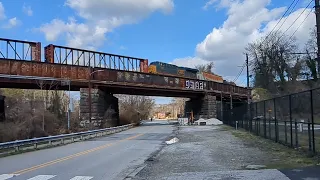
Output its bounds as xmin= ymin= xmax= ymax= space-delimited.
xmin=0 ymin=38 xmax=250 ymax=124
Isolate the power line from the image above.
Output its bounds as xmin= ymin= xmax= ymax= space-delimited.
xmin=288 ymin=7 xmax=314 ymax=40
xmin=271 ymin=0 xmax=313 ymax=47
xmin=280 ymin=0 xmax=313 ymax=39
xmin=233 ymin=63 xmax=245 ymax=82
xmin=270 ymin=0 xmax=301 ymax=36
xmin=260 ymin=0 xmax=300 ymax=46
xmin=234 ymin=65 xmax=244 ymax=82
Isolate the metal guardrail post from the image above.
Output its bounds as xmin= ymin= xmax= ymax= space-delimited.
xmin=0 ymin=124 xmax=134 ymax=155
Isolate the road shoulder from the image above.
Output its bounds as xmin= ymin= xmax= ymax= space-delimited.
xmin=132 ymin=125 xmax=320 ymax=180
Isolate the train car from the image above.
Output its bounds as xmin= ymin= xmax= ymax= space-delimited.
xmin=201 ymin=72 xmax=224 ymax=83
xmin=223 ymin=80 xmax=236 ymax=85
xmin=147 ymin=61 xmax=234 ymax=85
xmin=178 ymin=66 xmax=199 ymax=79
xmin=148 ymin=61 xmax=199 ymax=79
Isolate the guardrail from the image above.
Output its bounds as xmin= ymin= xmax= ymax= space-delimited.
xmin=0 ymin=124 xmax=134 ymax=156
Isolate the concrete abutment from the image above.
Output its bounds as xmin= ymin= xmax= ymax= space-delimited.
xmin=80 ymin=88 xmax=119 ymax=127
xmin=185 ymin=94 xmax=217 ymax=120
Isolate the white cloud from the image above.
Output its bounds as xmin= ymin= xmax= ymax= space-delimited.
xmin=0 ymin=2 xmax=21 ymax=29
xmin=173 ymin=0 xmax=315 ymax=83
xmin=0 ymin=2 xmax=6 ymax=20
xmin=22 ymin=4 xmax=33 ymax=16
xmin=203 ymin=0 xmax=235 ymax=10
xmin=2 ymin=17 xmax=20 ymax=29
xmin=39 ymin=17 xmax=107 ymax=48
xmin=203 ymin=0 xmax=217 ymax=10
xmin=8 ymin=17 xmax=18 ymax=26
xmin=39 ymin=0 xmax=174 ymax=49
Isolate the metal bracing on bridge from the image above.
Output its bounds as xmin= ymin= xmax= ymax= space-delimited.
xmin=0 ymin=37 xmax=249 ymax=99
xmin=44 ymin=44 xmax=149 ymax=72
xmin=0 ymin=38 xmax=41 ymax=62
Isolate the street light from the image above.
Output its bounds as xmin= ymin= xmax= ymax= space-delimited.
xmin=88 ymin=68 xmax=105 ymax=128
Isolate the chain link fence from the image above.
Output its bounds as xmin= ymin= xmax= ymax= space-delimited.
xmin=223 ymin=89 xmax=320 ymax=155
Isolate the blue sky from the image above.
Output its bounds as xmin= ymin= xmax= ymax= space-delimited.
xmin=0 ymin=0 xmax=315 ymax=104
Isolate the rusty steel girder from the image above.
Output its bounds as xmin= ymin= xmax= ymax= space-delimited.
xmin=0 ymin=38 xmax=250 ymax=99
xmin=0 ymin=59 xmax=89 ymax=80
xmin=44 ymin=44 xmax=149 ymax=73
xmin=0 ymin=38 xmax=41 ymax=62
xmin=0 ymin=58 xmax=248 ymax=98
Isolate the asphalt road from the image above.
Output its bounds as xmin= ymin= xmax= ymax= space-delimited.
xmin=0 ymin=122 xmax=174 ymax=180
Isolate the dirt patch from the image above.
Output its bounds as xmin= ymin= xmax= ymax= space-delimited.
xmin=224 ymin=125 xmax=319 ymax=169
xmin=134 ymin=125 xmax=305 ymax=180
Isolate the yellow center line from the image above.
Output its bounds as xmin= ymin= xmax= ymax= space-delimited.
xmin=11 ymin=133 xmax=144 ymax=175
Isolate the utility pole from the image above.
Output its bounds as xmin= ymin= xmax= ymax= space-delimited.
xmin=246 ymin=53 xmax=250 ymax=102
xmin=246 ymin=53 xmax=251 ymax=130
xmin=315 ymin=0 xmax=320 ymax=76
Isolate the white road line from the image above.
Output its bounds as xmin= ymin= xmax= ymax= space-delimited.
xmin=27 ymin=175 xmax=56 ymax=180
xmin=0 ymin=174 xmax=19 ymax=180
xmin=70 ymin=176 xmax=94 ymax=180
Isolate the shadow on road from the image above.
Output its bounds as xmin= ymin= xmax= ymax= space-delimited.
xmin=140 ymin=120 xmax=178 ymax=126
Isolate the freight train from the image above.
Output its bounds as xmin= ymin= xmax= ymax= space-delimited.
xmin=147 ymin=61 xmax=235 ymax=85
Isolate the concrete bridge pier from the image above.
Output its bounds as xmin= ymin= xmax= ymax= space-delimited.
xmin=80 ymin=88 xmax=119 ymax=127
xmin=185 ymin=94 xmax=217 ymax=120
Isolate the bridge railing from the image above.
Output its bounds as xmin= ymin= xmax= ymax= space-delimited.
xmin=207 ymin=80 xmax=248 ymax=95
xmin=0 ymin=124 xmax=134 ymax=156
xmin=44 ymin=44 xmax=149 ymax=72
xmin=0 ymin=38 xmax=41 ymax=62
xmin=0 ymin=38 xmax=249 ymax=97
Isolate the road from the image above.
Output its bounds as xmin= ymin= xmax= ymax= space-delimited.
xmin=0 ymin=122 xmax=174 ymax=180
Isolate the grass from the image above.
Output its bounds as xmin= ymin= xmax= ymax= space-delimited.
xmin=222 ymin=125 xmax=320 ymax=169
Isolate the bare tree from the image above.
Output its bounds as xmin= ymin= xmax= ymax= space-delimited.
xmin=303 ymin=28 xmax=318 ymax=83
xmin=246 ymin=32 xmax=303 ymax=95
xmin=117 ymin=95 xmax=155 ymax=125
xmin=195 ymin=62 xmax=214 ymax=73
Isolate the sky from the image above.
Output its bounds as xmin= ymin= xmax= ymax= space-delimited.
xmin=0 ymin=0 xmax=316 ymax=104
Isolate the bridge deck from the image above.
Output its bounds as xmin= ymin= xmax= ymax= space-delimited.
xmin=0 ymin=38 xmax=249 ymax=100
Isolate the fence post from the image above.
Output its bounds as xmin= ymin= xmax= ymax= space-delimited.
xmin=310 ymin=90 xmax=316 ymax=154
xmin=263 ymin=101 xmax=266 ymax=138
xmin=274 ymin=98 xmax=278 ymax=142
xmin=255 ymin=103 xmax=258 ymax=135
xmin=284 ymin=97 xmax=288 ymax=145
xmin=295 ymin=119 xmax=298 ymax=148
xmin=269 ymin=112 xmax=271 ymax=139
xmin=289 ymin=94 xmax=293 ymax=147
xmin=308 ymin=120 xmax=312 ymax=152
xmin=242 ymin=106 xmax=244 ymax=129
xmin=249 ymin=103 xmax=253 ymax=132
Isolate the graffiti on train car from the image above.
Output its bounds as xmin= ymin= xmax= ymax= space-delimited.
xmin=185 ymin=80 xmax=205 ymax=90
xmin=115 ymin=71 xmax=189 ymax=88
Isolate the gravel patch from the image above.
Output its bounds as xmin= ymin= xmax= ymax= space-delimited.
xmin=133 ymin=125 xmax=288 ymax=180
